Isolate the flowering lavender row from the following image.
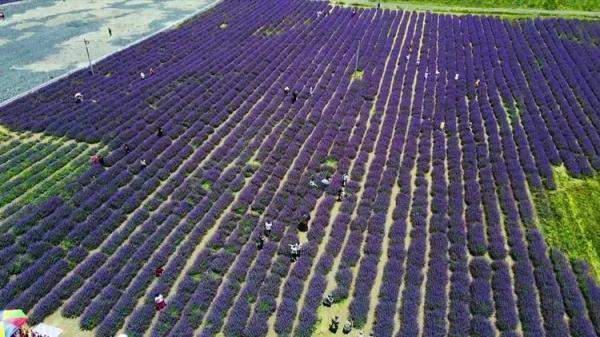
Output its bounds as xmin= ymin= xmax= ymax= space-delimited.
xmin=0 ymin=0 xmax=599 ymax=336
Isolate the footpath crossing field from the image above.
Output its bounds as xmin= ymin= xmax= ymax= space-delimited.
xmin=0 ymin=0 xmax=598 ymax=336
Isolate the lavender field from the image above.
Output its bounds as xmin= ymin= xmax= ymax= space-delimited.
xmin=0 ymin=0 xmax=599 ymax=336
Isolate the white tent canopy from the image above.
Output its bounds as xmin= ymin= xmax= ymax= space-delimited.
xmin=31 ymin=323 xmax=62 ymax=337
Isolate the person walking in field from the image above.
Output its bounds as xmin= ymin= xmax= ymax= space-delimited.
xmin=298 ymin=213 xmax=310 ymax=232
xmin=74 ymin=92 xmax=84 ymax=103
xmin=155 ymin=266 xmax=164 ymax=277
xmin=154 ymin=293 xmax=166 ymax=311
xmin=124 ymin=143 xmax=130 ymax=154
xmin=341 ymin=172 xmax=349 ymax=187
xmin=291 ymin=90 xmax=298 ymax=103
xmin=157 ymin=127 xmax=164 ymax=137
xmin=108 ymin=27 xmax=112 ymax=37
xmin=323 ymin=293 xmax=334 ymax=307
xmin=264 ymin=221 xmax=272 ymax=237
xmin=343 ymin=319 xmax=353 ymax=334
xmin=290 ymin=242 xmax=300 ymax=261
xmin=284 ymin=86 xmax=290 ymax=95
xmin=330 ymin=316 xmax=340 ymax=333
xmin=337 ymin=188 xmax=346 ymax=202
xmin=257 ymin=235 xmax=265 ymax=250
xmin=140 ymin=158 xmax=148 ymax=168
xmin=91 ymin=154 xmax=104 ymax=166
xmin=320 ymin=176 xmax=331 ymax=188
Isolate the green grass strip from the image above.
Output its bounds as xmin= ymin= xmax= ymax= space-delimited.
xmin=534 ymin=166 xmax=600 ymax=281
xmin=331 ymin=0 xmax=600 ymax=20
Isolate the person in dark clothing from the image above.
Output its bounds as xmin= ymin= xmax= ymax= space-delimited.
xmin=157 ymin=127 xmax=164 ymax=137
xmin=291 ymin=91 xmax=298 ymax=103
xmin=124 ymin=144 xmax=130 ymax=154
xmin=337 ymin=188 xmax=345 ymax=202
xmin=298 ymin=213 xmax=309 ymax=232
xmin=330 ymin=316 xmax=340 ymax=333
xmin=155 ymin=266 xmax=164 ymax=277
xmin=264 ymin=221 xmax=272 ymax=237
xmin=257 ymin=235 xmax=265 ymax=250
xmin=108 ymin=27 xmax=112 ymax=37
xmin=284 ymin=86 xmax=290 ymax=95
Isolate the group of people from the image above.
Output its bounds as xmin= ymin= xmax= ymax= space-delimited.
xmin=323 ymin=296 xmax=355 ymax=334
xmin=8 ymin=326 xmax=49 ymax=337
xmin=90 ymin=126 xmax=162 ymax=169
xmin=328 ymin=316 xmax=373 ymax=336
xmin=309 ymin=172 xmax=349 ymax=202
xmin=140 ymin=69 xmax=156 ymax=79
xmin=328 ymin=316 xmax=356 ymax=334
xmin=256 ymin=220 xmax=300 ymax=261
xmin=12 ymin=331 xmax=48 ymax=337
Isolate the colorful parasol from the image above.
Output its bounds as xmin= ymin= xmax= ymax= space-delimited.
xmin=0 ymin=310 xmax=27 ymax=328
xmin=0 ymin=321 xmax=18 ymax=337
